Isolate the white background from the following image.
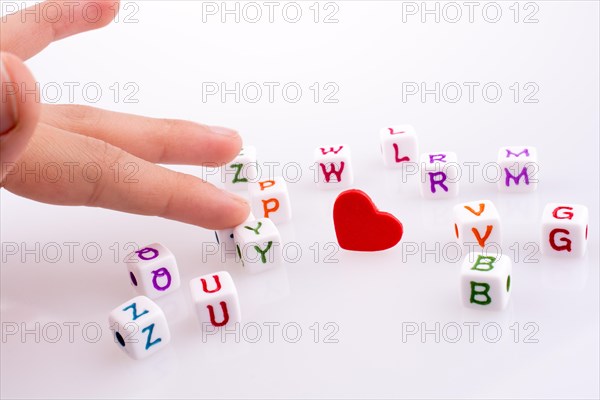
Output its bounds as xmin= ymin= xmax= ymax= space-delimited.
xmin=1 ymin=1 xmax=599 ymax=398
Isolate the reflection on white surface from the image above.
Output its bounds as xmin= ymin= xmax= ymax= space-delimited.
xmin=1 ymin=0 xmax=599 ymax=398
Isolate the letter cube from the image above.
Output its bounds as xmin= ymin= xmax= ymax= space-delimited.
xmin=420 ymin=152 xmax=459 ymax=198
xmin=215 ymin=212 xmax=255 ymax=249
xmin=126 ymin=243 xmax=180 ymax=299
xmin=233 ymin=218 xmax=282 ymax=273
xmin=222 ymin=145 xmax=258 ymax=190
xmin=189 ymin=271 xmax=241 ymax=329
xmin=453 ymin=200 xmax=502 ymax=250
xmin=248 ymin=177 xmax=292 ymax=224
xmin=313 ymin=145 xmax=354 ymax=189
xmin=108 ymin=295 xmax=171 ymax=359
xmin=497 ymin=146 xmax=538 ymax=193
xmin=541 ymin=203 xmax=589 ymax=257
xmin=460 ymin=252 xmax=512 ymax=311
xmin=380 ymin=124 xmax=419 ymax=168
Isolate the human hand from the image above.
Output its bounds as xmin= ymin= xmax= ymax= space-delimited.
xmin=0 ymin=0 xmax=250 ymax=229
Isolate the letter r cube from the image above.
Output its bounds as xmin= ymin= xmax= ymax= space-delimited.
xmin=460 ymin=252 xmax=512 ymax=311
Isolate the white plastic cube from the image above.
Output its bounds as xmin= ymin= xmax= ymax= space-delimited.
xmin=313 ymin=145 xmax=354 ymax=189
xmin=222 ymin=146 xmax=258 ymax=190
xmin=189 ymin=271 xmax=241 ymax=329
xmin=380 ymin=125 xmax=419 ymax=168
xmin=541 ymin=203 xmax=589 ymax=257
xmin=108 ymin=295 xmax=171 ymax=359
xmin=233 ymin=218 xmax=282 ymax=273
xmin=126 ymin=243 xmax=180 ymax=299
xmin=460 ymin=252 xmax=512 ymax=311
xmin=453 ymin=200 xmax=502 ymax=250
xmin=248 ymin=177 xmax=292 ymax=224
xmin=420 ymin=152 xmax=459 ymax=198
xmin=215 ymin=212 xmax=255 ymax=249
xmin=497 ymin=146 xmax=538 ymax=193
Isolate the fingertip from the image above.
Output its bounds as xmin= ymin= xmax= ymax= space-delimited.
xmin=208 ymin=189 xmax=251 ymax=230
xmin=94 ymin=0 xmax=121 ymax=29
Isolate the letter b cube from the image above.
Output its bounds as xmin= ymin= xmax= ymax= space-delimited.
xmin=453 ymin=200 xmax=502 ymax=250
xmin=460 ymin=253 xmax=512 ymax=311
xmin=420 ymin=152 xmax=459 ymax=198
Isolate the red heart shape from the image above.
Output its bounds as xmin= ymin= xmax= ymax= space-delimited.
xmin=333 ymin=189 xmax=403 ymax=251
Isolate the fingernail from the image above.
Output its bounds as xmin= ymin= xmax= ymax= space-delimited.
xmin=0 ymin=60 xmax=17 ymax=136
xmin=209 ymin=125 xmax=238 ymax=137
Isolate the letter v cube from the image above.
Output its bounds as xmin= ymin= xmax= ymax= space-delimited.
xmin=108 ymin=295 xmax=171 ymax=359
xmin=314 ymin=145 xmax=354 ymax=189
xmin=189 ymin=271 xmax=241 ymax=329
xmin=233 ymin=218 xmax=282 ymax=273
xmin=453 ymin=200 xmax=501 ymax=250
xmin=460 ymin=252 xmax=512 ymax=311
xmin=248 ymin=177 xmax=292 ymax=224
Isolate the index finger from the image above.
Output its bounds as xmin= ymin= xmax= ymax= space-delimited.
xmin=0 ymin=0 xmax=119 ymax=60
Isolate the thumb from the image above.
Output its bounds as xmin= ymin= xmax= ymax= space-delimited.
xmin=1 ymin=52 xmax=40 ymax=181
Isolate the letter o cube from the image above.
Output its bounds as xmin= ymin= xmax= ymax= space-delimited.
xmin=460 ymin=252 xmax=512 ymax=311
xmin=222 ymin=146 xmax=258 ymax=191
xmin=314 ymin=145 xmax=354 ymax=189
xmin=498 ymin=146 xmax=538 ymax=193
xmin=126 ymin=243 xmax=180 ymax=299
xmin=249 ymin=177 xmax=292 ymax=224
xmin=541 ymin=203 xmax=589 ymax=257
xmin=420 ymin=152 xmax=459 ymax=198
xmin=380 ymin=124 xmax=419 ymax=168
xmin=453 ymin=200 xmax=502 ymax=250
xmin=233 ymin=218 xmax=282 ymax=273
xmin=108 ymin=295 xmax=171 ymax=359
xmin=189 ymin=271 xmax=241 ymax=329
